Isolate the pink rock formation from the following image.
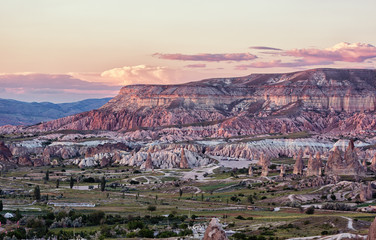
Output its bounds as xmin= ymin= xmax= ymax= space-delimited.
xmin=14 ymin=68 xmax=376 ymax=136
xmin=0 ymin=141 xmax=14 ymax=170
xmin=371 ymin=154 xmax=376 ymax=172
xmin=258 ymin=153 xmax=270 ymax=177
xmin=143 ymin=152 xmax=153 ymax=170
xmin=368 ymin=217 xmax=376 ymax=240
xmin=179 ymin=148 xmax=189 ymax=169
xmin=203 ymin=218 xmax=228 ymax=240
xmin=248 ymin=165 xmax=253 ymax=177
xmin=293 ymin=150 xmax=304 ymax=175
xmin=326 ymin=140 xmax=365 ymax=176
xmin=280 ymin=165 xmax=286 ymax=177
xmin=306 ymin=152 xmax=322 ymax=177
xmin=360 ymin=182 xmax=373 ymax=202
xmin=17 ymin=155 xmax=33 ymax=166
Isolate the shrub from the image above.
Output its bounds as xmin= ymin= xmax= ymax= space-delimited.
xmin=305 ymin=206 xmax=315 ymax=214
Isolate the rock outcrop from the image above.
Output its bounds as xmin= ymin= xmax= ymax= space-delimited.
xmin=0 ymin=141 xmax=14 ymax=170
xmin=360 ymin=182 xmax=373 ymax=202
xmin=12 ymin=68 xmax=376 ymax=136
xmin=179 ymin=148 xmax=189 ymax=169
xmin=248 ymin=165 xmax=253 ymax=177
xmin=325 ymin=140 xmax=365 ymax=176
xmin=280 ymin=165 xmax=286 ymax=177
xmin=371 ymin=154 xmax=376 ymax=172
xmin=293 ymin=150 xmax=304 ymax=175
xmin=306 ymin=152 xmax=322 ymax=177
xmin=368 ymin=217 xmax=376 ymax=240
xmin=203 ymin=218 xmax=228 ymax=240
xmin=142 ymin=152 xmax=153 ymax=170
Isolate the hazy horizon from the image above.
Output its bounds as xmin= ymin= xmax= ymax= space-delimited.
xmin=1 ymin=0 xmax=376 ymax=102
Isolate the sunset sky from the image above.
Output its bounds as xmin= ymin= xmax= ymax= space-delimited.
xmin=1 ymin=0 xmax=376 ymax=102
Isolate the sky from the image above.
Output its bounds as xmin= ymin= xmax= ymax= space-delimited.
xmin=1 ymin=0 xmax=376 ymax=102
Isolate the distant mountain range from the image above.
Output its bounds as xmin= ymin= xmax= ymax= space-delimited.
xmin=0 ymin=98 xmax=112 ymax=126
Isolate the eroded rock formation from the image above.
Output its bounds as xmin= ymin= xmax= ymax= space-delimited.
xmin=179 ymin=148 xmax=189 ymax=169
xmin=306 ymin=152 xmax=322 ymax=177
xmin=368 ymin=217 xmax=376 ymax=240
xmin=280 ymin=165 xmax=286 ymax=177
xmin=203 ymin=218 xmax=228 ymax=240
xmin=293 ymin=150 xmax=304 ymax=175
xmin=142 ymin=152 xmax=153 ymax=170
xmin=325 ymin=140 xmax=365 ymax=176
xmin=360 ymin=182 xmax=373 ymax=202
xmin=7 ymin=68 xmax=376 ymax=138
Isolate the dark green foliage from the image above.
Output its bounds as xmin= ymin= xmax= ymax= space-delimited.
xmin=87 ymin=211 xmax=105 ymax=225
xmin=70 ymin=176 xmax=74 ymax=189
xmin=34 ymin=185 xmax=41 ymax=201
xmin=147 ymin=205 xmax=156 ymax=212
xmin=305 ymin=206 xmax=315 ymax=214
xmin=100 ymin=176 xmax=106 ymax=192
xmin=128 ymin=220 xmax=144 ymax=230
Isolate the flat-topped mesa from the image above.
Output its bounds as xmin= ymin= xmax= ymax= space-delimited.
xmin=325 ymin=140 xmax=365 ymax=176
xmin=179 ymin=148 xmax=189 ymax=169
xmin=105 ymin=68 xmax=376 ymax=113
xmin=293 ymin=150 xmax=304 ymax=175
xmin=306 ymin=152 xmax=322 ymax=177
xmin=27 ymin=68 xmax=376 ymax=132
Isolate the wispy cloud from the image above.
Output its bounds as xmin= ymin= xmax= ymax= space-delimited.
xmin=285 ymin=42 xmax=376 ymax=63
xmin=0 ymin=73 xmax=119 ymax=102
xmin=184 ymin=64 xmax=207 ymax=68
xmin=153 ymin=53 xmax=257 ymax=62
xmin=249 ymin=46 xmax=282 ymax=51
xmin=235 ymin=59 xmax=332 ymax=70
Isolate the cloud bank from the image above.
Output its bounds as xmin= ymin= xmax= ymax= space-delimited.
xmin=153 ymin=53 xmax=257 ymax=62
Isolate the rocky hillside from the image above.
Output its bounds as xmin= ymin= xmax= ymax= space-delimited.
xmin=0 ymin=98 xmax=111 ymax=126
xmin=5 ymin=68 xmax=376 ymax=136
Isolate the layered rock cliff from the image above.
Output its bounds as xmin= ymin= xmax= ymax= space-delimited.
xmin=17 ymin=68 xmax=376 ymax=135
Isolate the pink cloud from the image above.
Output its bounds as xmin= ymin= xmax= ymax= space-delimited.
xmin=0 ymin=73 xmax=119 ymax=102
xmin=235 ymin=59 xmax=332 ymax=70
xmin=285 ymin=42 xmax=376 ymax=63
xmin=153 ymin=52 xmax=257 ymax=62
xmin=184 ymin=64 xmax=207 ymax=68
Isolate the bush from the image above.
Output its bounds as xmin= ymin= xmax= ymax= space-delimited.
xmin=128 ymin=220 xmax=144 ymax=230
xmin=138 ymin=228 xmax=154 ymax=238
xmin=305 ymin=206 xmax=315 ymax=214
xmin=235 ymin=215 xmax=245 ymax=220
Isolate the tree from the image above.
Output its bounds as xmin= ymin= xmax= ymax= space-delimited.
xmin=179 ymin=188 xmax=183 ymax=198
xmin=34 ymin=185 xmax=41 ymax=201
xmin=56 ymin=179 xmax=60 ymax=188
xmin=70 ymin=176 xmax=74 ymax=189
xmin=147 ymin=205 xmax=156 ymax=212
xmin=0 ymin=200 xmax=3 ymax=211
xmin=305 ymin=206 xmax=315 ymax=214
xmin=100 ymin=176 xmax=106 ymax=192
xmin=247 ymin=195 xmax=254 ymax=204
xmin=45 ymin=170 xmax=49 ymax=181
